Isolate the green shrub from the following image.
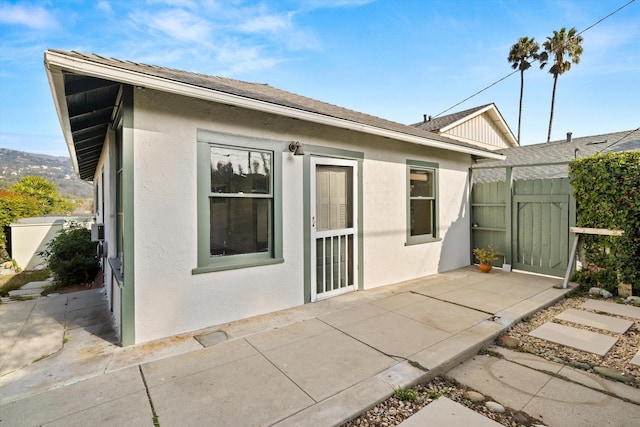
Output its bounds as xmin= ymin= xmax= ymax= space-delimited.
xmin=570 ymin=151 xmax=640 ymax=293
xmin=40 ymin=226 xmax=99 ymax=288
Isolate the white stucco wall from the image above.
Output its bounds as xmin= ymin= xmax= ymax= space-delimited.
xmin=127 ymin=88 xmax=472 ymax=343
xmin=10 ymin=218 xmax=64 ymax=270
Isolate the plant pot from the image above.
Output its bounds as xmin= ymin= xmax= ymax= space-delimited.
xmin=478 ymin=263 xmax=492 ymax=273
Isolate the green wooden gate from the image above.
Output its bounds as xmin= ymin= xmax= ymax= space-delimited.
xmin=471 ymin=168 xmax=575 ymax=277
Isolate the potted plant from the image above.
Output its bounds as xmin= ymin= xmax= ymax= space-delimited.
xmin=473 ymin=245 xmax=499 ymax=273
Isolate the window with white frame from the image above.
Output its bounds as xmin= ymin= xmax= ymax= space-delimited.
xmin=195 ymin=131 xmax=283 ymax=273
xmin=407 ymin=160 xmax=439 ymax=244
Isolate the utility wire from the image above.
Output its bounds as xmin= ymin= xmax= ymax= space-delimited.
xmin=431 ymin=0 xmax=636 ymax=119
xmin=601 ymin=126 xmax=640 ymax=153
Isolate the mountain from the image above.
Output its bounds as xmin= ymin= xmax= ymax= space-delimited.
xmin=0 ymin=148 xmax=93 ymax=199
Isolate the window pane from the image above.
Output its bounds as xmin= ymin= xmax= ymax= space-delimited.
xmin=410 ymin=199 xmax=433 ymax=236
xmin=211 ymin=147 xmax=271 ymax=194
xmin=210 ymin=198 xmax=270 ymax=256
xmin=410 ymin=169 xmax=433 ymax=198
xmin=316 ymin=166 xmax=353 ymax=231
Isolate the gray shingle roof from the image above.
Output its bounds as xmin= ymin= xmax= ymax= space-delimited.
xmin=410 ymin=104 xmax=492 ymax=131
xmin=50 ymin=50 xmax=491 ymax=154
xmin=473 ymin=129 xmax=640 ymax=182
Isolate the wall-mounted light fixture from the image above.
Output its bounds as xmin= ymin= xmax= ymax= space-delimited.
xmin=288 ymin=141 xmax=304 ymax=156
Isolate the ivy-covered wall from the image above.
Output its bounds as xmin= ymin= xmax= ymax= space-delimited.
xmin=569 ymin=151 xmax=640 ymax=293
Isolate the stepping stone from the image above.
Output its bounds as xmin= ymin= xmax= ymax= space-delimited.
xmin=398 ymin=396 xmax=502 ymax=427
xmin=22 ymin=279 xmax=52 ymax=289
xmin=8 ymin=288 xmax=43 ymax=297
xmin=555 ymin=309 xmax=633 ymax=334
xmin=529 ymin=322 xmax=617 ymax=356
xmin=631 ymin=350 xmax=640 ymax=367
xmin=582 ymin=299 xmax=640 ymax=320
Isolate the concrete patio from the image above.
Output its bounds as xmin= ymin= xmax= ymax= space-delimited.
xmin=0 ymin=267 xmax=572 ymax=426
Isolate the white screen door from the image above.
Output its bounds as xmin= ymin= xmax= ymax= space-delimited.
xmin=310 ymin=157 xmax=358 ymax=301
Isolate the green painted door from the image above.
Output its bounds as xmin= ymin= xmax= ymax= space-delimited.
xmin=512 ymin=194 xmax=570 ymax=276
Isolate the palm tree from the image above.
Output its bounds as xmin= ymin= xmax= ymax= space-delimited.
xmin=508 ymin=36 xmax=540 ymax=144
xmin=539 ymin=27 xmax=584 ymax=143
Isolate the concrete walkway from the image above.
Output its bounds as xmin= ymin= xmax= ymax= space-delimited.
xmin=448 ymin=347 xmax=640 ymax=426
xmin=0 ymin=267 xmax=572 ymax=426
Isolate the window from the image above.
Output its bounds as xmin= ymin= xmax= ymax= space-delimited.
xmin=209 ymin=146 xmax=271 ymax=256
xmin=195 ymin=131 xmax=283 ymax=273
xmin=406 ymin=160 xmax=439 ymax=244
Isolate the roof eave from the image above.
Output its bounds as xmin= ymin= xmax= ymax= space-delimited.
xmin=44 ymin=50 xmax=505 ymax=161
xmin=44 ymin=57 xmax=82 ymax=178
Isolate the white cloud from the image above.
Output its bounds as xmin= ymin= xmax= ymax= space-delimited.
xmin=298 ymin=0 xmax=375 ymax=9
xmin=239 ymin=12 xmax=293 ymax=33
xmin=129 ymin=8 xmax=212 ymax=44
xmin=96 ymin=1 xmax=113 ymax=13
xmin=0 ymin=3 xmax=58 ymax=29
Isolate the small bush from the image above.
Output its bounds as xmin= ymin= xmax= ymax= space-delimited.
xmin=40 ymin=226 xmax=99 ymax=288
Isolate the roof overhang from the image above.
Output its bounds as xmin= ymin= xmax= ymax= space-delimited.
xmin=45 ymin=50 xmax=505 ymax=180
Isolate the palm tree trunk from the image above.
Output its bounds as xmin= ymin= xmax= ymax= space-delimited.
xmin=547 ymin=75 xmax=558 ymax=143
xmin=518 ymin=70 xmax=524 ymax=144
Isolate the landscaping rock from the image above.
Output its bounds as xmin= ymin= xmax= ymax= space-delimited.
xmin=593 ymin=366 xmax=635 ymax=383
xmin=485 ymin=401 xmax=505 ymax=413
xmin=589 ymin=287 xmax=603 ymax=296
xmin=588 ymin=287 xmax=613 ymax=298
xmin=512 ymin=412 xmax=530 ymax=424
xmin=497 ymin=334 xmax=520 ymax=349
xmin=570 ymin=361 xmax=591 ymax=371
xmin=463 ymin=391 xmax=485 ymax=403
xmin=625 ymin=296 xmax=640 ymax=304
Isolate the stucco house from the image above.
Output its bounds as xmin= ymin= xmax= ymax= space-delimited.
xmin=45 ymin=50 xmax=504 ymax=345
xmin=411 ymin=103 xmax=518 ymax=151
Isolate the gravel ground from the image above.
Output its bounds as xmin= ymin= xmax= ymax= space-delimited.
xmin=343 ymin=292 xmax=640 ymax=426
xmin=508 ymin=294 xmax=640 ymax=382
xmin=341 ymin=376 xmax=543 ymax=427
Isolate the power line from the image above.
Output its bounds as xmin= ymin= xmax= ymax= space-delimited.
xmin=601 ymin=127 xmax=640 ymax=153
xmin=431 ymin=0 xmax=636 ymax=119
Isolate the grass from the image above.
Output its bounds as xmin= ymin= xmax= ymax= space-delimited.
xmin=393 ymin=386 xmax=419 ymax=402
xmin=33 ymin=354 xmax=49 ymax=363
xmin=0 ymin=269 xmax=51 ymax=297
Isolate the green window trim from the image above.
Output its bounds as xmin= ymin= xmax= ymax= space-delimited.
xmin=194 ymin=130 xmax=284 ymax=274
xmin=406 ymin=159 xmax=441 ymax=245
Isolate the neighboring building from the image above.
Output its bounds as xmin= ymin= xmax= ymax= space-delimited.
xmin=9 ymin=216 xmax=94 ymax=270
xmin=9 ymin=217 xmax=65 ymax=270
xmin=411 ymin=103 xmax=518 ymax=151
xmin=45 ymin=50 xmax=504 ymax=346
xmin=473 ymin=130 xmax=640 ymax=182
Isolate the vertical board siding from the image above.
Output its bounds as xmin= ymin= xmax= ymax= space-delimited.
xmin=449 ymin=113 xmax=509 ymax=149
xmin=472 ymin=176 xmax=572 ymax=276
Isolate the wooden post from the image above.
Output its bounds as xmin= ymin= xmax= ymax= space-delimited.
xmin=562 ymin=227 xmax=624 ymax=289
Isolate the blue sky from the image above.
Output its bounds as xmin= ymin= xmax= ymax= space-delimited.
xmin=1 ymin=0 xmax=638 ymax=156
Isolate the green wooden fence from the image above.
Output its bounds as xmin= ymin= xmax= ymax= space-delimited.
xmin=471 ymin=166 xmax=576 ymax=277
